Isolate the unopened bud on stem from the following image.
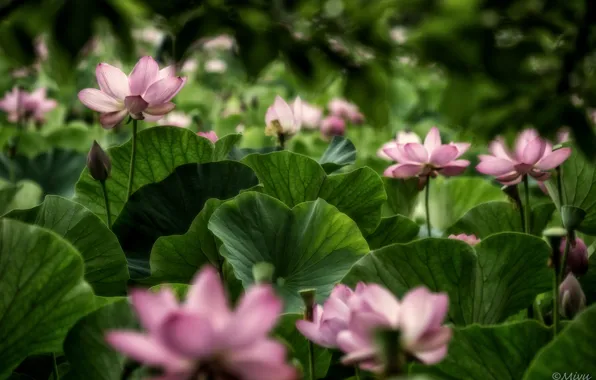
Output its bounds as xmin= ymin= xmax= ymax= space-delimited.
xmin=87 ymin=140 xmax=111 ymax=181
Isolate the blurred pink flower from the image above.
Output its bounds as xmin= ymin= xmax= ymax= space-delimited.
xmin=181 ymin=59 xmax=198 ymax=74
xmin=297 ymin=100 xmax=323 ymax=130
xmin=265 ymin=96 xmax=302 ymax=137
xmin=337 ymin=285 xmax=451 ymax=372
xmin=476 ymin=129 xmax=571 ymax=185
xmin=328 ymin=98 xmax=364 ymax=124
xmin=557 ymin=128 xmax=570 ymax=144
xmin=448 ymin=233 xmax=480 ymax=245
xmin=560 ymin=237 xmax=589 ymax=276
xmin=0 ymin=87 xmax=57 ymax=123
xmin=378 ymin=131 xmax=422 ymax=160
xmin=133 ymin=27 xmax=165 ymax=45
xmin=320 ymin=115 xmax=346 ymax=138
xmin=162 ymin=111 xmax=192 ymax=128
xmin=203 ymin=35 xmax=235 ymax=50
xmin=204 ymin=59 xmax=227 ymax=73
xmin=78 ymin=56 xmax=186 ymax=129
xmin=559 ymin=273 xmax=586 ymax=319
xmin=383 ymin=127 xmax=470 ymax=183
xmin=198 ymin=131 xmax=218 ymax=143
xmin=296 ymin=284 xmax=357 ymax=348
xmin=106 ymin=266 xmax=296 ymax=380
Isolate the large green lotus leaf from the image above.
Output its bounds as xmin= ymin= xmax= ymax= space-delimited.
xmin=366 ymin=215 xmax=420 ymax=249
xmin=318 ymin=136 xmax=356 ymax=174
xmin=112 ymin=161 xmax=258 ymax=278
xmin=446 ymin=201 xmax=556 ymax=238
xmin=208 ymin=192 xmax=370 ymax=312
xmin=428 ymin=177 xmax=506 ymax=231
xmin=62 ymin=299 xmax=138 ymax=380
xmin=74 ymin=127 xmax=238 ymax=224
xmin=523 ymin=304 xmax=596 ymax=379
xmin=0 ymin=148 xmax=86 ymax=197
xmin=383 ymin=177 xmax=421 ymax=218
xmin=0 ymin=179 xmax=42 ymax=215
xmin=242 ymin=151 xmax=386 ymax=235
xmin=212 ymin=133 xmax=242 ymax=161
xmin=149 ymin=198 xmax=224 ymax=283
xmin=579 ymin=253 xmax=596 ymax=305
xmin=412 ymin=321 xmax=551 ymax=380
xmin=0 ymin=219 xmax=95 ymax=377
xmin=5 ymin=196 xmax=129 ymax=296
xmin=545 ymin=146 xmax=596 ymax=234
xmin=275 ymin=313 xmax=332 ymax=379
xmin=342 ymin=233 xmax=552 ymax=325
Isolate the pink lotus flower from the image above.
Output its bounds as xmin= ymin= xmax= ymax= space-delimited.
xmin=297 ymin=100 xmax=323 ymax=130
xmin=476 ymin=129 xmax=571 ymax=185
xmin=296 ymin=284 xmax=357 ymax=348
xmin=320 ymin=115 xmax=346 ymax=138
xmin=0 ymin=87 xmax=57 ymax=123
xmin=78 ymin=56 xmax=186 ymax=129
xmin=328 ymin=98 xmax=364 ymax=124
xmin=265 ymin=96 xmax=302 ymax=137
xmin=448 ymin=234 xmax=480 ymax=245
xmin=382 ymin=127 xmax=470 ymax=183
xmin=106 ymin=266 xmax=296 ymax=380
xmin=560 ymin=237 xmax=589 ymax=276
xmin=378 ymin=131 xmax=422 ymax=161
xmin=198 ymin=131 xmax=218 ymax=143
xmin=162 ymin=111 xmax=192 ymax=128
xmin=337 ymin=285 xmax=451 ymax=372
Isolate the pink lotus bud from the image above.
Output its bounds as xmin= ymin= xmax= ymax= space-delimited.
xmin=476 ymin=129 xmax=571 ymax=185
xmin=87 ymin=140 xmax=111 ymax=181
xmin=105 ymin=266 xmax=297 ymax=380
xmin=78 ymin=56 xmax=186 ymax=129
xmin=559 ymin=237 xmax=589 ymax=276
xmin=320 ymin=115 xmax=346 ymax=138
xmin=197 ymin=131 xmax=218 ymax=143
xmin=559 ymin=274 xmax=586 ymax=319
xmin=448 ymin=234 xmax=480 ymax=245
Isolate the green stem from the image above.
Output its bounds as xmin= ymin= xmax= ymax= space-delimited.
xmin=523 ymin=175 xmax=531 ymax=234
xmin=553 ymin=237 xmax=570 ymax=336
xmin=425 ymin=177 xmax=431 ymax=237
xmin=354 ymin=366 xmax=362 ymax=380
xmin=52 ymin=353 xmax=59 ymax=380
xmin=556 ymin=167 xmax=564 ymax=207
xmin=307 ymin=340 xmax=315 ymax=380
xmin=279 ymin=133 xmax=286 ymax=150
xmin=126 ymin=120 xmax=138 ymax=200
xmin=100 ymin=180 xmax=112 ymax=228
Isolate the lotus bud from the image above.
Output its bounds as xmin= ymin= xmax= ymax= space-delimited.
xmin=299 ymin=288 xmax=317 ymax=322
xmin=320 ymin=115 xmax=346 ymax=138
xmin=559 ymin=274 xmax=586 ymax=319
xmin=559 ymin=237 xmax=589 ymax=276
xmin=87 ymin=140 xmax=111 ymax=181
xmin=561 ymin=205 xmax=586 ymax=232
xmin=252 ymin=262 xmax=275 ymax=284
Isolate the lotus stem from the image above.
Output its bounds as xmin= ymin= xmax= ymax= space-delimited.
xmin=126 ymin=119 xmax=138 ymax=200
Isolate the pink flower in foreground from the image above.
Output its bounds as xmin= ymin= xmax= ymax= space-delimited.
xmin=265 ymin=96 xmax=302 ymax=138
xmin=320 ymin=115 xmax=346 ymax=138
xmin=337 ymin=285 xmax=451 ymax=372
xmin=383 ymin=127 xmax=470 ymax=184
xmin=198 ymin=131 xmax=218 ymax=143
xmin=106 ymin=266 xmax=296 ymax=380
xmin=448 ymin=234 xmax=480 ymax=245
xmin=560 ymin=237 xmax=589 ymax=276
xmin=328 ymin=98 xmax=364 ymax=124
xmin=297 ymin=100 xmax=323 ymax=130
xmin=78 ymin=56 xmax=186 ymax=129
xmin=378 ymin=131 xmax=422 ymax=160
xmin=296 ymin=284 xmax=357 ymax=348
xmin=476 ymin=129 xmax=571 ymax=185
